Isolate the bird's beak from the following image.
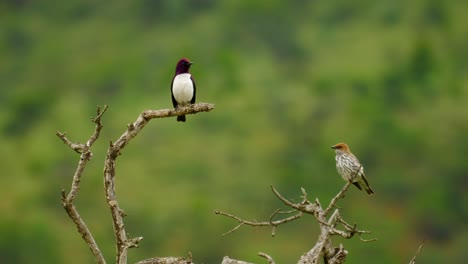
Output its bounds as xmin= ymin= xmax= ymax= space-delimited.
xmin=331 ymin=146 xmax=336 ymax=149
xmin=188 ymin=61 xmax=193 ymax=65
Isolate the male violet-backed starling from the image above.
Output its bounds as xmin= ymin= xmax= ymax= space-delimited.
xmin=171 ymin=58 xmax=196 ymax=122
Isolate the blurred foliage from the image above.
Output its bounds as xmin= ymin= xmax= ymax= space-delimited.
xmin=1 ymin=0 xmax=467 ymax=263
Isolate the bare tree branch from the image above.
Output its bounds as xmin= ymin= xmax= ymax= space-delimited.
xmin=221 ymin=257 xmax=255 ymax=264
xmin=258 ymin=252 xmax=275 ymax=264
xmin=323 ymin=165 xmax=361 ymax=216
xmin=214 ymin=210 xmax=302 ymax=236
xmin=57 ymin=105 xmax=108 ymax=264
xmin=335 ymin=215 xmax=377 ymax=242
xmin=326 ymin=244 xmax=348 ymax=264
xmin=136 ymin=254 xmax=193 ymax=264
xmin=59 ymin=103 xmax=214 ymax=264
xmin=110 ymin=103 xmax=214 ymax=152
xmin=409 ymin=241 xmax=426 ymax=264
xmin=271 ymin=186 xmax=322 ymax=215
xmin=104 ymin=103 xmax=214 ymax=264
xmin=217 ymin=182 xmax=376 ymax=264
xmin=57 ymin=102 xmax=383 ymax=264
xmin=323 ymin=181 xmax=352 ymax=217
xmin=56 ymin=132 xmax=85 ymax=154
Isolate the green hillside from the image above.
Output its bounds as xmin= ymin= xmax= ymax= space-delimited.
xmin=1 ymin=1 xmax=467 ymax=263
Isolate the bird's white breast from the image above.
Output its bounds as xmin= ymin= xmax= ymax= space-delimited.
xmin=172 ymin=73 xmax=194 ymax=105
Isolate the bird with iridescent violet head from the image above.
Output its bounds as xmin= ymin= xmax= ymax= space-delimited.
xmin=171 ymin=58 xmax=196 ymax=122
xmin=331 ymin=143 xmax=374 ymax=195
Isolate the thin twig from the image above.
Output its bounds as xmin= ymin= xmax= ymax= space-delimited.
xmin=258 ymin=252 xmax=275 ymax=264
xmin=409 ymin=241 xmax=426 ymax=264
xmin=324 ymin=165 xmax=362 ymax=216
xmin=269 ymin=209 xmax=281 ymax=237
xmin=332 ymin=215 xmax=377 ymax=242
xmin=271 ymin=186 xmax=300 ymax=209
xmin=221 ymin=256 xmax=256 ymax=264
xmin=271 ymin=185 xmax=322 ymax=215
xmin=277 ymin=209 xmax=297 ymax=214
xmin=58 ymin=105 xmax=108 ymax=264
xmin=222 ymin=223 xmax=245 ymax=236
xmin=215 ymin=210 xmax=302 ymax=236
xmin=300 ymin=187 xmax=308 ymax=204
xmin=269 ymin=208 xmax=282 ymax=223
xmin=87 ymin=105 xmax=108 ymax=146
xmin=56 ymin=132 xmax=85 ymax=154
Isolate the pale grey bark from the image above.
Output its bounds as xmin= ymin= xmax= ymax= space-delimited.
xmin=58 ymin=105 xmax=108 ymax=264
xmin=217 ymin=183 xmax=376 ymax=264
xmin=57 ymin=104 xmax=213 ymax=264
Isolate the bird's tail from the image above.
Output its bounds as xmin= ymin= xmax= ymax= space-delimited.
xmin=360 ymin=175 xmax=374 ymax=195
xmin=177 ymin=115 xmax=186 ymax=122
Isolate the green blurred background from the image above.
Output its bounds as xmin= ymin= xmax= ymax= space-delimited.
xmin=1 ymin=0 xmax=467 ymax=263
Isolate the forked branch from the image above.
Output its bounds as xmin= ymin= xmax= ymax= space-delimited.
xmin=58 ymin=103 xmax=214 ymax=264
xmin=57 ymin=105 xmax=108 ymax=264
xmin=216 ymin=182 xmax=375 ymax=264
xmin=104 ymin=103 xmax=214 ymax=264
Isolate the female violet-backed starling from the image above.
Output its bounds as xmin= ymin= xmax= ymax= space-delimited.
xmin=331 ymin=143 xmax=374 ymax=195
xmin=171 ymin=58 xmax=196 ymax=122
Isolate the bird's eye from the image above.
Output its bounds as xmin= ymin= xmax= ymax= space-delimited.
xmin=336 ymin=146 xmax=342 ymax=149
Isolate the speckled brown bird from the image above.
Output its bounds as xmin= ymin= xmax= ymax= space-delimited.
xmin=331 ymin=143 xmax=374 ymax=195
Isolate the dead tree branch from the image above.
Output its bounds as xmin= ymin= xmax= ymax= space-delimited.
xmin=258 ymin=252 xmax=275 ymax=264
xmin=104 ymin=103 xmax=214 ymax=264
xmin=57 ymin=102 xmax=382 ymax=264
xmin=57 ymin=105 xmax=108 ymax=264
xmin=409 ymin=241 xmax=426 ymax=264
xmin=135 ymin=258 xmax=192 ymax=264
xmin=136 ymin=252 xmax=193 ymax=264
xmin=58 ymin=103 xmax=214 ymax=264
xmin=214 ymin=210 xmax=302 ymax=236
xmin=216 ymin=182 xmax=376 ymax=264
xmin=221 ymin=257 xmax=255 ymax=264
xmin=323 ymin=166 xmax=361 ymax=216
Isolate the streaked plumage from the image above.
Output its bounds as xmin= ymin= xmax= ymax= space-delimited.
xmin=331 ymin=143 xmax=374 ymax=195
xmin=171 ymin=58 xmax=196 ymax=122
